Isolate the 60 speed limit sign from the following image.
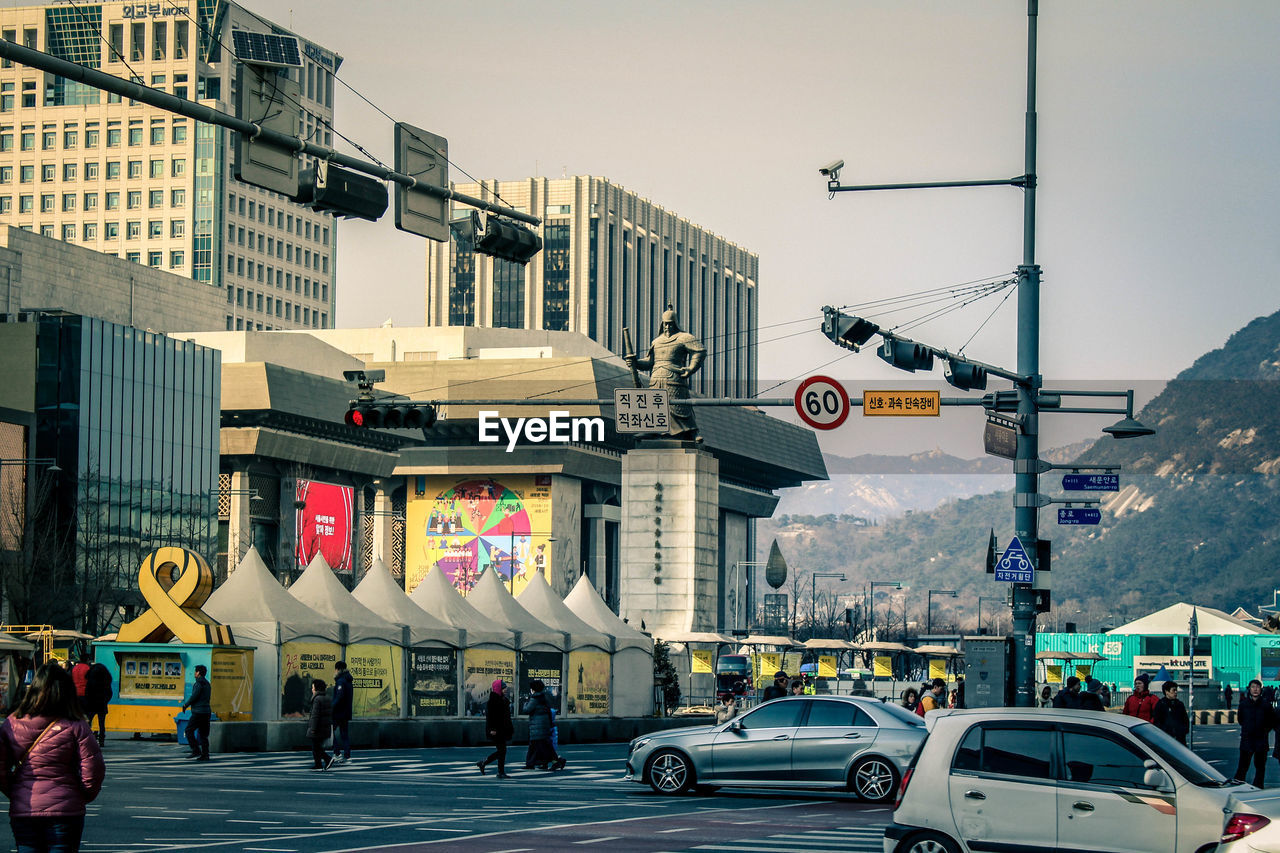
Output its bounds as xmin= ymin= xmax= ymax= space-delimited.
xmin=794 ymin=375 xmax=850 ymax=430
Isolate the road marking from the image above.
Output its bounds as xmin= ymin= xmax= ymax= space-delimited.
xmin=658 ymin=827 xmax=697 ymax=833
xmin=132 ymin=815 xmax=188 ymax=820
xmin=573 ymin=838 xmax=622 ymax=845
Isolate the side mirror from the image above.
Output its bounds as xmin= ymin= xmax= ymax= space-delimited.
xmin=1143 ymin=760 xmax=1174 ymax=792
xmin=727 ymin=719 xmax=743 ymax=733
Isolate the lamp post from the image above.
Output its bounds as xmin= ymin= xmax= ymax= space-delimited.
xmin=868 ymin=580 xmax=902 ymax=642
xmin=927 ymin=589 xmax=958 ymax=635
xmin=810 ymin=572 xmax=846 ymax=636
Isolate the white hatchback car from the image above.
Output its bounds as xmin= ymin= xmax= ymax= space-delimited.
xmin=886 ymin=708 xmax=1280 ymax=853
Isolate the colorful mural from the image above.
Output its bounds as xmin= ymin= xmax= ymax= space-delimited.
xmin=405 ymin=476 xmax=553 ymax=596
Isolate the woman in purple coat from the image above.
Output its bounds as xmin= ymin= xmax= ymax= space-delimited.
xmin=0 ymin=663 xmax=106 ymax=853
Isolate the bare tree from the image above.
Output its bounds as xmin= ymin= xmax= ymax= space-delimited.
xmin=0 ymin=468 xmax=74 ymax=626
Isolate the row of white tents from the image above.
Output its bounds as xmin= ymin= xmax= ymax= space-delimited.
xmin=202 ymin=547 xmax=654 ymax=720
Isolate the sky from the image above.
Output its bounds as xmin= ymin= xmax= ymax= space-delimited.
xmin=248 ymin=0 xmax=1280 ymax=457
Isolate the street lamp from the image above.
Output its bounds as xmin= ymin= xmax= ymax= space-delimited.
xmin=868 ymin=580 xmax=902 ymax=642
xmin=810 ymin=572 xmax=846 ymax=635
xmin=0 ymin=458 xmax=60 ymax=473
xmin=927 ymin=589 xmax=958 ymax=634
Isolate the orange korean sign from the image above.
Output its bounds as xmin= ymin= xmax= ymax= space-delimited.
xmin=863 ymin=390 xmax=940 ymax=416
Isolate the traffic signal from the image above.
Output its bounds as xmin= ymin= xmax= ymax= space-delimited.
xmin=296 ymin=162 xmax=389 ymax=221
xmin=344 ymin=402 xmax=437 ymax=429
xmin=878 ymin=338 xmax=934 ymax=372
xmin=821 ymin=307 xmax=879 ymax=352
xmin=945 ymin=357 xmax=988 ymax=391
xmin=459 ymin=211 xmax=542 ymax=265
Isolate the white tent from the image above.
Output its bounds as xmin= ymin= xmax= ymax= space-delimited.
xmin=465 ymin=569 xmax=564 ymax=650
xmin=289 ymin=554 xmax=402 ymax=645
xmin=353 ymin=560 xmax=461 ymax=648
xmin=204 ymin=547 xmax=340 ymax=720
xmin=564 ymin=575 xmax=654 ymax=716
xmin=408 ymin=568 xmax=514 ymax=648
xmin=517 ymin=574 xmax=611 ymax=652
xmin=1109 ymin=602 xmax=1269 ymax=636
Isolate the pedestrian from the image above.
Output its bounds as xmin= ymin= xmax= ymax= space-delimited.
xmin=307 ymin=679 xmax=334 ymax=771
xmin=789 ymin=678 xmax=805 ymax=696
xmin=522 ymin=679 xmax=565 ymax=771
xmin=762 ymin=671 xmax=788 ymax=701
xmin=1153 ymin=681 xmax=1190 ymax=745
xmin=1053 ymin=676 xmax=1084 ymax=709
xmin=1122 ymin=677 xmax=1158 ymax=722
xmin=1079 ymin=680 xmax=1105 ymax=712
xmin=715 ymin=693 xmax=739 ymax=724
xmin=1224 ymin=683 xmax=1235 ymax=708
xmin=918 ymin=678 xmax=947 ymax=714
xmin=900 ymin=687 xmax=919 ymax=712
xmin=1039 ymin=686 xmax=1053 ymax=707
xmin=947 ymin=689 xmax=959 ymax=709
xmin=1236 ymin=679 xmax=1272 ymax=788
xmin=330 ymin=661 xmax=353 ymax=765
xmin=0 ymin=662 xmax=105 ymax=853
xmin=180 ymin=664 xmax=212 ymax=762
xmin=955 ymin=675 xmax=966 ymax=709
xmin=69 ymin=656 xmax=90 ymax=703
xmin=83 ymin=660 xmax=112 ymax=747
xmin=477 ymin=679 xmax=513 ymax=778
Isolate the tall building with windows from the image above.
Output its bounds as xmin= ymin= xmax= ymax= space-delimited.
xmin=425 ymin=176 xmax=759 ymax=398
xmin=0 ymin=1 xmax=339 ymax=333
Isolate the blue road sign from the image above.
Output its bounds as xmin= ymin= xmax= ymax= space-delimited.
xmin=995 ymin=536 xmax=1034 ymax=583
xmin=1058 ymin=508 xmax=1102 ymax=525
xmin=1062 ymin=473 xmax=1119 ymax=491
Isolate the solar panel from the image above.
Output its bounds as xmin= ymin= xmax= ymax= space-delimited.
xmin=231 ymin=30 xmax=302 ymax=68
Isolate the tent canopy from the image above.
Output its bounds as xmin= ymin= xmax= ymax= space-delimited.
xmin=516 ymin=573 xmax=611 ymax=651
xmin=408 ymin=568 xmax=514 ymax=648
xmin=1035 ymin=650 xmax=1078 ymax=661
xmin=205 ymin=547 xmax=340 ymax=642
xmin=803 ymin=638 xmax=855 ymax=651
xmin=654 ymin=631 xmax=735 ymax=645
xmin=465 ymin=569 xmax=564 ymax=650
xmin=289 ymin=554 xmax=402 ymax=645
xmin=914 ymin=645 xmax=964 ymax=657
xmin=0 ymin=633 xmax=35 ymax=653
xmin=352 ymin=559 xmax=460 ymax=647
xmin=739 ymin=634 xmax=796 ymax=647
xmin=862 ymin=641 xmax=914 ymax=654
xmin=564 ymin=575 xmax=652 ymax=653
xmin=1109 ymin=602 xmax=1268 ymax=636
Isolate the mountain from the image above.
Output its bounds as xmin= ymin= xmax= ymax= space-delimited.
xmin=759 ymin=309 xmax=1280 ymax=626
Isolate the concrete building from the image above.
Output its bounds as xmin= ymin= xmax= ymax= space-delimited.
xmin=425 ymin=176 xmax=759 ymax=398
xmin=0 ymin=0 xmax=339 ymax=333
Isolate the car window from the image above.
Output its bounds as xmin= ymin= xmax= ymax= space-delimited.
xmin=877 ymin=701 xmax=925 ymax=728
xmin=1132 ymin=724 xmax=1229 ymax=787
xmin=1061 ymin=730 xmax=1153 ymax=788
xmin=952 ymin=725 xmax=1054 ymax=780
xmin=740 ymin=700 xmax=802 ymax=729
xmin=803 ymin=700 xmax=876 ymax=727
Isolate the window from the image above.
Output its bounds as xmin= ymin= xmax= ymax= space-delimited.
xmin=127 ymin=191 xmax=141 ymax=209
xmin=148 ymin=219 xmax=163 ymax=238
xmin=150 ymin=124 xmax=165 ymax=145
xmin=1061 ymin=730 xmax=1153 ymax=789
xmin=62 ymin=163 xmax=77 ymax=181
xmin=20 ymin=129 xmax=34 ymax=151
xmin=41 ymin=163 xmax=55 ymax=182
xmin=128 ymin=123 xmax=143 ymax=146
xmin=130 ymin=22 xmax=144 ymax=62
xmin=0 ymin=83 xmax=12 ymax=113
xmin=739 ymin=701 xmax=803 ymax=730
xmin=40 ymin=194 xmax=53 ymax=212
xmin=63 ymin=129 xmax=77 ymax=149
xmin=148 ymin=251 xmax=162 ymax=267
xmin=236 ymin=287 xmax=243 ymax=306
xmin=172 ymin=122 xmax=188 ymax=144
xmin=170 ymin=219 xmax=184 ymax=238
xmin=952 ymin=726 xmax=1054 ymax=780
xmin=152 ymin=22 xmax=167 ymax=61
xmin=18 ymin=195 xmax=32 ymax=213
xmin=175 ymin=21 xmax=189 ymax=60
xmin=82 ymin=222 xmax=97 ymax=240
xmin=170 ymin=188 xmax=185 ymax=207
xmin=128 ymin=161 xmax=142 ymax=179
xmin=83 ymin=193 xmax=97 ymax=210
xmin=106 ymin=127 xmax=121 ymax=147
xmin=150 ymin=159 xmax=164 ymax=178
xmin=803 ymin=701 xmax=875 ymax=728
xmin=42 ymin=130 xmax=55 ymax=150
xmin=169 ymin=250 xmax=184 ymax=269
xmin=21 ymin=82 xmax=35 ymax=109
xmin=149 ymin=189 xmax=163 ymax=208
xmin=0 ymin=131 xmax=11 ymax=152
xmin=105 ymin=191 xmax=119 ymax=210
xmin=85 ymin=127 xmax=99 ymax=148
xmin=0 ymin=197 xmax=9 ymax=213
xmin=61 ymin=224 xmax=75 ymax=241
xmin=171 ymin=158 xmax=186 ymax=177
xmin=108 ymin=24 xmax=123 ymax=62
xmin=84 ymin=162 xmax=99 ymax=180
xmin=0 ymin=166 xmax=9 ymax=183
xmin=0 ymin=30 xmax=12 ymax=68
xmin=61 ymin=193 xmax=75 ymax=212
xmin=19 ymin=165 xmax=33 ymax=183
xmin=106 ymin=161 xmax=121 ymax=179
xmin=126 ymin=251 xmax=140 ymax=263
xmin=40 ymin=225 xmax=53 ymax=238
xmin=104 ymin=221 xmax=119 ymax=239
xmin=126 ymin=220 xmax=141 ymax=239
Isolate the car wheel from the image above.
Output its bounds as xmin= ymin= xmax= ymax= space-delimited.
xmin=849 ymin=756 xmax=898 ymax=802
xmin=897 ymin=830 xmax=960 ymax=853
xmin=647 ymin=749 xmax=694 ymax=795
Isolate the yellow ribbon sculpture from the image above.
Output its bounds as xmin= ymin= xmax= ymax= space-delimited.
xmin=117 ymin=547 xmax=234 ymax=645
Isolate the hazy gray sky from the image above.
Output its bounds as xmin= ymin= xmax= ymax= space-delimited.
xmin=251 ymin=0 xmax=1279 ymax=455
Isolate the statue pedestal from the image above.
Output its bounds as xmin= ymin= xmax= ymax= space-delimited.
xmin=619 ymin=442 xmax=719 ymax=634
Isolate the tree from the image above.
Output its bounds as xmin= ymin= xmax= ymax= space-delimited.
xmin=652 ymin=640 xmax=681 ymax=714
xmin=0 ymin=467 xmax=75 ymax=626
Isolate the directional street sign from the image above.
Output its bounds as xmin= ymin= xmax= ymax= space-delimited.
xmin=1062 ymin=473 xmax=1119 ymax=491
xmin=994 ymin=536 xmax=1034 ymax=583
xmin=1058 ymin=508 xmax=1102 ymax=525
xmin=794 ymin=375 xmax=850 ymax=430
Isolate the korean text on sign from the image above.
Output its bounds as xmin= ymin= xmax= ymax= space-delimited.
xmin=614 ymin=389 xmax=671 ymax=433
xmin=862 ymin=390 xmax=941 ymax=416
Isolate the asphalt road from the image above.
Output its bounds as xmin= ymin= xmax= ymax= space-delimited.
xmin=36 ymin=724 xmax=1280 ymax=853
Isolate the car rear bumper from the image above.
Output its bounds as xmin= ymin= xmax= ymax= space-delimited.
xmin=882 ymin=822 xmax=912 ymax=853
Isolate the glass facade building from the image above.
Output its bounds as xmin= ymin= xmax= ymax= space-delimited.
xmin=24 ymin=312 xmax=220 ymax=630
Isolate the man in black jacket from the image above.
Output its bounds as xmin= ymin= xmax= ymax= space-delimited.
xmin=181 ymin=664 xmax=212 ymax=761
xmin=477 ymin=679 xmax=514 ymax=778
xmin=762 ymin=671 xmax=788 ymax=702
xmin=1236 ymin=679 xmax=1273 ymax=787
xmin=307 ymin=678 xmax=334 ymax=771
xmin=1153 ymin=680 xmax=1190 ymax=744
xmin=1052 ymin=676 xmax=1083 ymax=710
xmin=331 ymin=662 xmax=353 ymax=765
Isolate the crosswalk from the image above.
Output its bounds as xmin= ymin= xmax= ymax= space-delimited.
xmin=672 ymin=825 xmax=885 ymax=852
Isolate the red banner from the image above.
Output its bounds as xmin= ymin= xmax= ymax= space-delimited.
xmin=295 ymin=480 xmax=354 ymax=572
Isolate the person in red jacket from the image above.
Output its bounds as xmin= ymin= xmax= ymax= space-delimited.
xmin=0 ymin=662 xmax=105 ymax=853
xmin=1123 ymin=676 xmax=1158 ymax=722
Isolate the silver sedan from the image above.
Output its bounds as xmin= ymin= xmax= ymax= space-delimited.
xmin=625 ymin=695 xmax=926 ymax=800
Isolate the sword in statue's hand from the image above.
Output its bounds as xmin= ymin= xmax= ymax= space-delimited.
xmin=622 ymin=327 xmax=642 ymax=388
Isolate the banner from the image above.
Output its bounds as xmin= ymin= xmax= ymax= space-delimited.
xmin=347 ymin=644 xmax=402 ymax=718
xmin=1046 ymin=664 xmax=1063 ymax=684
xmin=462 ymin=648 xmax=516 ymax=717
xmin=210 ymin=649 xmax=253 ymax=721
xmin=929 ymin=658 xmax=948 ymax=681
xmin=691 ymin=649 xmax=713 ymax=674
xmin=518 ymin=650 xmax=563 ymax=715
xmin=295 ymin=480 xmax=355 ymax=572
xmin=1075 ymin=664 xmax=1093 ymax=680
xmin=410 ymin=649 xmax=458 ymax=717
xmin=873 ymin=655 xmax=892 ymax=677
xmin=405 ymin=476 xmax=554 ymax=596
xmin=119 ymin=653 xmax=184 ymax=699
xmin=567 ymin=650 xmax=610 ymax=715
xmin=280 ymin=641 xmax=342 ymax=718
xmin=818 ymin=655 xmax=837 ymax=678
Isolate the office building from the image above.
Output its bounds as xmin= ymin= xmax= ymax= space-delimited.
xmin=0 ymin=1 xmax=339 ymax=333
xmin=425 ymin=176 xmax=759 ymax=398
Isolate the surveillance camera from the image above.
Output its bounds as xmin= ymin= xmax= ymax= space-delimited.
xmin=819 ymin=159 xmax=844 ymax=177
xmin=342 ymin=370 xmax=366 ymax=383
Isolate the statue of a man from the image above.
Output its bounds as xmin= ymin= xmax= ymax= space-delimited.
xmin=625 ymin=308 xmax=707 ymax=439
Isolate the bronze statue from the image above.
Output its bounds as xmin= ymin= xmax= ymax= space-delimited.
xmin=625 ymin=308 xmax=707 ymax=439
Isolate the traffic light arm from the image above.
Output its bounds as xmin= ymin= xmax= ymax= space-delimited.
xmin=0 ymin=38 xmax=539 ymax=228
xmin=826 ymin=176 xmax=1029 ymax=193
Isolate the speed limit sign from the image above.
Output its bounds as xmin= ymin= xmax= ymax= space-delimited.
xmin=794 ymin=375 xmax=850 ymax=430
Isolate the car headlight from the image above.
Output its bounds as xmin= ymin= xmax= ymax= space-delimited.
xmin=630 ymin=738 xmax=651 ymax=754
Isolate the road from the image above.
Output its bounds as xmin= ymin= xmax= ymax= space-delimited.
xmin=56 ymin=724 xmax=1271 ymax=853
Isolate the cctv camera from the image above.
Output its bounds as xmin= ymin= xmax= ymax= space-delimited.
xmin=819 ymin=159 xmax=844 ymax=177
